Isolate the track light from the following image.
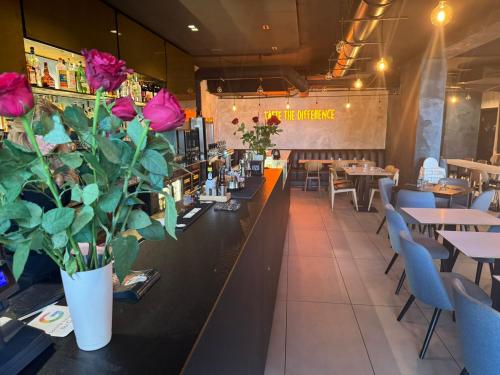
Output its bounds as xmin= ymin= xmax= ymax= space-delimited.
xmin=354 ymin=78 xmax=363 ymax=89
xmin=376 ymin=57 xmax=388 ymax=72
xmin=431 ymin=0 xmax=452 ymax=26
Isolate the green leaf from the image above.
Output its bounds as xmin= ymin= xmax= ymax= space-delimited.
xmin=164 ymin=194 xmax=177 ymax=239
xmin=125 ymin=196 xmax=144 ymax=206
xmin=137 ymin=220 xmax=165 ymax=241
xmin=71 ymin=205 xmax=94 ymax=234
xmin=127 ymin=119 xmax=146 ymax=150
xmin=1 ymin=171 xmax=32 ymax=203
xmin=42 ymin=207 xmax=75 ymax=235
xmin=0 ymin=201 xmax=30 ymax=221
xmin=0 ymin=220 xmax=11 ymax=234
xmin=140 ymin=149 xmax=168 ymax=176
xmin=33 ymin=111 xmax=55 ymax=135
xmin=111 ymin=235 xmax=140 ymax=283
xmin=98 ymin=186 xmax=122 ymax=212
xmin=99 ymin=115 xmax=122 ymax=133
xmin=63 ymin=105 xmax=90 ymax=132
xmin=126 ymin=209 xmax=151 ymax=230
xmin=71 ymin=185 xmax=83 ymax=202
xmin=52 ymin=231 xmax=68 ymax=248
xmin=64 ymin=255 xmax=78 ymax=275
xmin=112 ymin=139 xmax=133 ymax=165
xmin=149 ymin=173 xmax=164 ymax=190
xmin=17 ymin=201 xmax=43 ymax=228
xmin=12 ymin=239 xmax=31 ymax=280
xmin=43 ymin=114 xmax=72 ymax=144
xmin=73 ymin=224 xmax=93 ymax=243
xmin=29 ymin=229 xmax=45 ymax=250
xmin=96 ymin=135 xmax=121 ymax=164
xmin=82 ymin=184 xmax=99 ymax=205
xmin=58 ymin=152 xmax=83 ymax=169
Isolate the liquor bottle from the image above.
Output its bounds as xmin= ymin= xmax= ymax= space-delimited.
xmin=26 ymin=47 xmax=38 ymax=86
xmin=131 ymin=74 xmax=142 ymax=102
xmin=119 ymin=77 xmax=130 ymax=97
xmin=42 ymin=62 xmax=55 ymax=88
xmin=56 ymin=58 xmax=68 ymax=90
xmin=141 ymin=82 xmax=148 ymax=103
xmin=66 ymin=58 xmax=76 ymax=91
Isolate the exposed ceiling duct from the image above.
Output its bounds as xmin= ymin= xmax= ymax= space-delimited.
xmin=195 ymin=66 xmax=309 ymax=92
xmin=333 ymin=0 xmax=394 ymax=78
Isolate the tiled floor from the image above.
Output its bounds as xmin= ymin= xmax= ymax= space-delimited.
xmin=265 ymin=188 xmax=494 ymax=375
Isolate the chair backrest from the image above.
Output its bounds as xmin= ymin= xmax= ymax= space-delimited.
xmin=385 ymin=204 xmax=410 ymax=254
xmin=305 ymin=161 xmax=322 ymax=172
xmin=396 ymin=190 xmax=436 ymax=209
xmin=471 ymin=190 xmax=495 ymax=211
xmin=399 ymin=232 xmax=453 ymax=310
xmin=452 ymin=279 xmax=500 ymax=375
xmin=423 ymin=157 xmax=439 ymax=168
xmin=378 ymin=178 xmax=394 ymax=205
xmin=438 ymin=177 xmax=470 ymax=188
xmin=392 ymin=169 xmax=400 ymax=186
xmin=489 ymin=216 xmax=500 ymax=233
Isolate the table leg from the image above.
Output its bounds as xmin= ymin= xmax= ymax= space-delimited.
xmin=440 ymin=224 xmax=456 ymax=272
xmin=492 ymin=259 xmax=500 ymax=311
xmin=448 ymin=196 xmax=453 ymax=208
xmin=356 ymin=175 xmax=376 ymax=212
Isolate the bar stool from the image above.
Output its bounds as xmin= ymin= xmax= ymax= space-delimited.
xmin=304 ymin=161 xmax=322 ymax=191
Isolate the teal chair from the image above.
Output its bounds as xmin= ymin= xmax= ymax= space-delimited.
xmin=385 ymin=204 xmax=449 ymax=294
xmin=396 ymin=190 xmax=436 ymax=236
xmin=397 ymin=232 xmax=491 ymax=359
xmin=452 ymin=279 xmax=500 ymax=375
xmin=375 ymin=178 xmax=395 ymax=234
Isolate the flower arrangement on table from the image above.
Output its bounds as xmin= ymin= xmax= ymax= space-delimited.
xmin=232 ymin=115 xmax=282 ymax=157
xmin=0 ymin=48 xmax=185 ymax=350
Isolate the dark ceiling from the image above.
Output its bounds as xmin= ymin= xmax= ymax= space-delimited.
xmin=107 ymin=0 xmax=500 ymax=90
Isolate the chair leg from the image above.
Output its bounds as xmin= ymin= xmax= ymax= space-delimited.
xmin=304 ymin=172 xmax=308 ymax=191
xmin=376 ymin=216 xmax=386 ymax=234
xmin=451 ymin=250 xmax=460 ymax=269
xmin=368 ymin=189 xmax=375 ymax=211
xmin=385 ymin=253 xmax=398 ymax=274
xmin=352 ymin=190 xmax=359 ymax=211
xmin=419 ymin=308 xmax=442 ymax=359
xmin=395 ymin=270 xmax=406 ymax=295
xmin=331 ymin=192 xmax=335 ymax=211
xmin=397 ymin=294 xmax=415 ymax=321
xmin=489 ymin=262 xmax=494 ymax=276
xmin=474 ymin=262 xmax=484 ymax=285
xmin=460 ymin=368 xmax=469 ymax=375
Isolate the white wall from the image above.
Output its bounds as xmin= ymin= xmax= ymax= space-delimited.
xmin=202 ymin=89 xmax=389 ymax=150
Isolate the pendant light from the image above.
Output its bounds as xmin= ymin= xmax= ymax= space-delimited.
xmin=431 ymin=0 xmax=452 ymax=26
xmin=286 ymin=95 xmax=290 ymax=110
xmin=345 ymin=89 xmax=351 ymax=109
xmin=376 ymin=57 xmax=388 ymax=73
xmin=354 ymin=78 xmax=363 ymax=89
xmin=232 ymin=97 xmax=237 ymax=111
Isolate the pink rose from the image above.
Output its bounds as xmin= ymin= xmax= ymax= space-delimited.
xmin=0 ymin=73 xmax=34 ymax=117
xmin=143 ymin=89 xmax=185 ymax=132
xmin=82 ymin=49 xmax=132 ymax=92
xmin=111 ymin=96 xmax=136 ymax=121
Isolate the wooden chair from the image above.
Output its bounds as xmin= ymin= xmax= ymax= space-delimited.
xmin=329 ymin=167 xmax=358 ymax=211
xmin=304 ymin=161 xmax=322 ymax=191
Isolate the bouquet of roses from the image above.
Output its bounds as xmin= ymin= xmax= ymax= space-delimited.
xmin=0 ymin=48 xmax=184 ymax=282
xmin=233 ymin=115 xmax=282 ymax=157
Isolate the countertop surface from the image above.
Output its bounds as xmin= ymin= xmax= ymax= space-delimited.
xmin=33 ymin=168 xmax=284 ymax=375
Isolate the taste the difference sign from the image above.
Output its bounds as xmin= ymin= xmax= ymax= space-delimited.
xmin=264 ymin=109 xmax=336 ymax=121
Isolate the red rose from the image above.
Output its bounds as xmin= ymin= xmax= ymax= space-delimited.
xmin=252 ymin=116 xmax=259 ymax=123
xmin=111 ymin=96 xmax=136 ymax=121
xmin=232 ymin=118 xmax=239 ymax=125
xmin=0 ymin=73 xmax=34 ymax=117
xmin=82 ymin=49 xmax=132 ymax=92
xmin=267 ymin=115 xmax=281 ymax=126
xmin=143 ymin=89 xmax=185 ymax=132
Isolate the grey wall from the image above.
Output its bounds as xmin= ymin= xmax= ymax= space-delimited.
xmin=441 ymin=92 xmax=481 ymax=159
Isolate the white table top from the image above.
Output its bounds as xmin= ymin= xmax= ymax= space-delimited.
xmin=437 ymin=231 xmax=500 ymax=258
xmin=344 ymin=167 xmax=393 ymax=177
xmin=401 ymin=208 xmax=500 ymax=225
xmin=298 ymin=159 xmax=372 ymax=164
xmin=446 ymin=159 xmax=500 ymax=175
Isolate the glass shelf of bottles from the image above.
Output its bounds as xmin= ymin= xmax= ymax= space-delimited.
xmin=24 ymin=39 xmax=165 ymax=108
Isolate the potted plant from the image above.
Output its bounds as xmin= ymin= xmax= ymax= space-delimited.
xmin=0 ymin=48 xmax=184 ymax=351
xmin=233 ymin=115 xmax=282 ymax=161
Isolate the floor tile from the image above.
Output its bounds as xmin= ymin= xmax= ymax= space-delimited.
xmin=264 ymin=301 xmax=287 ymax=375
xmin=288 ymin=229 xmax=333 ymax=257
xmin=354 ymin=305 xmax=461 ymax=374
xmin=286 ymin=301 xmax=373 ymax=375
xmin=287 ymin=256 xmax=349 ymax=303
xmin=276 ymin=255 xmax=288 ymax=302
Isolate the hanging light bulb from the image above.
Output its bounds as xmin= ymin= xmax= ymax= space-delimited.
xmin=354 ymin=78 xmax=363 ymax=89
xmin=376 ymin=57 xmax=388 ymax=72
xmin=431 ymin=0 xmax=452 ymax=26
xmin=216 ymin=84 xmax=223 ymax=93
xmin=286 ymin=97 xmax=290 ymax=110
xmin=232 ymin=98 xmax=237 ymax=112
xmin=465 ymin=91 xmax=472 ymax=101
xmin=257 ymin=78 xmax=264 ymax=94
xmin=325 ymin=71 xmax=333 ymax=80
xmin=450 ymin=94 xmax=458 ymax=104
xmin=345 ymin=91 xmax=351 ymax=109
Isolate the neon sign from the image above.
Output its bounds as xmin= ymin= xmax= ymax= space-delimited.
xmin=264 ymin=109 xmax=335 ymax=121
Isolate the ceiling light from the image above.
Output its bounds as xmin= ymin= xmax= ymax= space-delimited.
xmin=376 ymin=57 xmax=388 ymax=72
xmin=325 ymin=71 xmax=333 ymax=80
xmin=450 ymin=95 xmax=458 ymax=103
xmin=286 ymin=97 xmax=290 ymax=110
xmin=216 ymin=85 xmax=223 ymax=93
xmin=191 ymin=28 xmax=199 ymax=32
xmin=465 ymin=92 xmax=472 ymax=101
xmin=336 ymin=41 xmax=345 ymax=53
xmin=271 ymin=46 xmax=278 ymax=52
xmin=188 ymin=25 xmax=196 ymax=29
xmin=431 ymin=1 xmax=452 ymax=26
xmin=345 ymin=102 xmax=351 ymax=109
xmin=262 ymin=24 xmax=271 ymax=30
xmin=257 ymin=78 xmax=264 ymax=94
xmin=110 ymin=30 xmax=122 ymax=36
xmin=354 ymin=78 xmax=363 ymax=89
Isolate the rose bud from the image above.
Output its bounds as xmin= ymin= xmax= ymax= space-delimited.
xmin=111 ymin=96 xmax=136 ymax=121
xmin=252 ymin=116 xmax=259 ymax=123
xmin=82 ymin=49 xmax=132 ymax=92
xmin=267 ymin=115 xmax=281 ymax=126
xmin=143 ymin=89 xmax=186 ymax=132
xmin=0 ymin=73 xmax=34 ymax=117
xmin=232 ymin=118 xmax=239 ymax=125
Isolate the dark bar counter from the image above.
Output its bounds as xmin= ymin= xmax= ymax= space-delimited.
xmin=30 ymin=168 xmax=290 ymax=375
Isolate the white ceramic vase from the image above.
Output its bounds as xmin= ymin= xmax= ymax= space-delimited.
xmin=60 ymin=261 xmax=113 ymax=351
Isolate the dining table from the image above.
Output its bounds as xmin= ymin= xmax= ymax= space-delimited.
xmin=298 ymin=159 xmax=373 ymax=165
xmin=344 ymin=166 xmax=394 ymax=212
xmin=446 ymin=159 xmax=500 ymax=175
xmin=401 ymin=208 xmax=500 ymax=271
xmin=437 ymin=231 xmax=500 ymax=311
xmin=396 ymin=183 xmax=474 ymax=208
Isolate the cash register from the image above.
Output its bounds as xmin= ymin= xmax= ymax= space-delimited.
xmin=0 ymin=262 xmax=52 ymax=374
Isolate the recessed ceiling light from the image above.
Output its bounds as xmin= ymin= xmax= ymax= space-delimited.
xmin=188 ymin=25 xmax=196 ymax=29
xmin=191 ymin=28 xmax=199 ymax=32
xmin=262 ymin=24 xmax=271 ymax=30
xmin=110 ymin=29 xmax=122 ymax=36
xmin=271 ymin=46 xmax=278 ymax=52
